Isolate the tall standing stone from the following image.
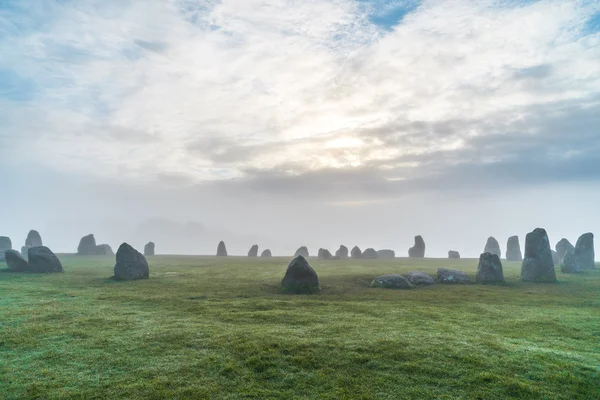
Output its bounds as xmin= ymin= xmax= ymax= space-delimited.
xmin=506 ymin=236 xmax=522 ymax=262
xmin=0 ymin=236 xmax=12 ymax=262
xmin=77 ymin=234 xmax=97 ymax=255
xmin=561 ymin=251 xmax=580 ymax=274
xmin=281 ymin=255 xmax=319 ymax=294
xmin=408 ymin=235 xmax=425 ymax=258
xmin=351 ymin=246 xmax=362 ymax=259
xmin=555 ymin=238 xmax=575 ymax=264
xmin=248 ymin=245 xmax=259 ymax=257
xmin=476 ymin=252 xmax=504 ymax=283
xmin=217 ymin=241 xmax=228 ymax=257
xmin=144 ymin=242 xmax=155 ymax=256
xmin=572 ymin=233 xmax=595 ymax=270
xmin=28 ymin=246 xmax=64 ymax=273
xmin=114 ymin=243 xmax=149 ymax=281
xmin=521 ymin=228 xmax=556 ymax=282
xmin=318 ymin=248 xmax=332 ymax=260
xmin=484 ymin=237 xmax=501 ymax=258
xmin=294 ymin=246 xmax=309 ymax=258
xmin=25 ymin=230 xmax=43 ymax=247
xmin=448 ymin=250 xmax=460 ymax=259
xmin=335 ymin=245 xmax=349 ymax=259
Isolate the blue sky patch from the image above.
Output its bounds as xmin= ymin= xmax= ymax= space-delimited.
xmin=0 ymin=68 xmax=36 ymax=101
xmin=359 ymin=0 xmax=421 ymax=30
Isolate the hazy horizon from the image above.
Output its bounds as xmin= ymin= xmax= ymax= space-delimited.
xmin=1 ymin=0 xmax=599 ymax=257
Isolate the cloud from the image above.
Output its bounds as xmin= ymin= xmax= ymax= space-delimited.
xmin=1 ymin=0 xmax=599 ymax=199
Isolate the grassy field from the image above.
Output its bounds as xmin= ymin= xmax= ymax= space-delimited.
xmin=0 ymin=255 xmax=599 ymax=399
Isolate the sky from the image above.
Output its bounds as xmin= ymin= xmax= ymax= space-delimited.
xmin=1 ymin=0 xmax=599 ymax=257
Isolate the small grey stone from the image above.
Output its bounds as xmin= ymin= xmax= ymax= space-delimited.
xmin=248 ymin=244 xmax=259 ymax=257
xmin=484 ymin=237 xmax=501 ymax=258
xmin=437 ymin=268 xmax=471 ymax=284
xmin=408 ymin=235 xmax=425 ymax=258
xmin=335 ymin=245 xmax=349 ymax=259
xmin=407 ymin=271 xmax=436 ymax=286
xmin=260 ymin=249 xmax=272 ymax=257
xmin=448 ymin=250 xmax=460 ymax=259
xmin=362 ymin=248 xmax=378 ymax=259
xmin=5 ymin=249 xmax=28 ymax=271
xmin=25 ymin=230 xmax=43 ymax=247
xmin=371 ymin=274 xmax=413 ymax=289
xmin=144 ymin=242 xmax=155 ymax=256
xmin=294 ymin=246 xmax=309 ymax=258
xmin=521 ymin=228 xmax=556 ymax=283
xmin=376 ymin=249 xmax=395 ymax=259
xmin=217 ymin=241 xmax=228 ymax=257
xmin=506 ymin=236 xmax=522 ymax=261
xmin=351 ymin=246 xmax=362 ymax=259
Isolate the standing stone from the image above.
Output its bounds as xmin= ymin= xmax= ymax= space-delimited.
xmin=371 ymin=274 xmax=413 ymax=289
xmin=318 ymin=249 xmax=332 ymax=260
xmin=377 ymin=249 xmax=395 ymax=259
xmin=408 ymin=235 xmax=425 ymax=258
xmin=25 ymin=230 xmax=43 ymax=247
xmin=28 ymin=246 xmax=64 ymax=273
xmin=4 ymin=249 xmax=28 ymax=271
xmin=407 ymin=271 xmax=435 ymax=286
xmin=114 ymin=243 xmax=149 ymax=281
xmin=506 ymin=236 xmax=522 ymax=262
xmin=572 ymin=233 xmax=595 ymax=270
xmin=97 ymin=244 xmax=114 ymax=255
xmin=281 ymin=255 xmax=319 ymax=294
xmin=437 ymin=268 xmax=471 ymax=284
xmin=217 ymin=241 xmax=228 ymax=257
xmin=77 ymin=234 xmax=97 ymax=255
xmin=555 ymin=238 xmax=575 ymax=264
xmin=144 ymin=242 xmax=155 ymax=256
xmin=335 ymin=245 xmax=349 ymax=259
xmin=484 ymin=237 xmax=501 ymax=258
xmin=248 ymin=245 xmax=259 ymax=257
xmin=521 ymin=228 xmax=556 ymax=282
xmin=476 ymin=252 xmax=504 ymax=283
xmin=448 ymin=250 xmax=460 ymax=259
xmin=0 ymin=236 xmax=12 ymax=262
xmin=294 ymin=246 xmax=309 ymax=258
xmin=261 ymin=249 xmax=272 ymax=257
xmin=362 ymin=248 xmax=378 ymax=259
xmin=351 ymin=246 xmax=362 ymax=259
xmin=561 ymin=251 xmax=580 ymax=274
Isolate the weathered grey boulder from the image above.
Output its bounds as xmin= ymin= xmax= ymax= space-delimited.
xmin=408 ymin=235 xmax=425 ymax=258
xmin=95 ymin=244 xmax=114 ymax=256
xmin=25 ymin=230 xmax=43 ymax=247
xmin=318 ymin=248 xmax=332 ymax=260
xmin=351 ymin=246 xmax=362 ymax=259
xmin=484 ymin=237 xmax=501 ymax=258
xmin=506 ymin=236 xmax=522 ymax=261
xmin=261 ymin=249 xmax=272 ymax=257
xmin=573 ymin=233 xmax=595 ymax=270
xmin=0 ymin=236 xmax=12 ymax=262
xmin=77 ymin=234 xmax=97 ymax=255
xmin=476 ymin=252 xmax=504 ymax=283
xmin=561 ymin=251 xmax=580 ymax=274
xmin=371 ymin=274 xmax=413 ymax=289
xmin=114 ymin=243 xmax=149 ymax=281
xmin=144 ymin=242 xmax=155 ymax=256
xmin=335 ymin=245 xmax=349 ymax=259
xmin=362 ymin=248 xmax=378 ymax=259
xmin=555 ymin=238 xmax=575 ymax=264
xmin=437 ymin=268 xmax=471 ymax=284
xmin=521 ymin=228 xmax=556 ymax=282
xmin=281 ymin=255 xmax=319 ymax=294
xmin=5 ymin=249 xmax=28 ymax=271
xmin=376 ymin=249 xmax=395 ymax=259
xmin=448 ymin=250 xmax=460 ymax=259
xmin=407 ymin=271 xmax=435 ymax=286
xmin=28 ymin=246 xmax=64 ymax=273
xmin=248 ymin=245 xmax=259 ymax=257
xmin=217 ymin=241 xmax=228 ymax=257
xmin=294 ymin=246 xmax=309 ymax=258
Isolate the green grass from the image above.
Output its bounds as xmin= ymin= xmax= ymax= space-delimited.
xmin=1 ymin=255 xmax=599 ymax=399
